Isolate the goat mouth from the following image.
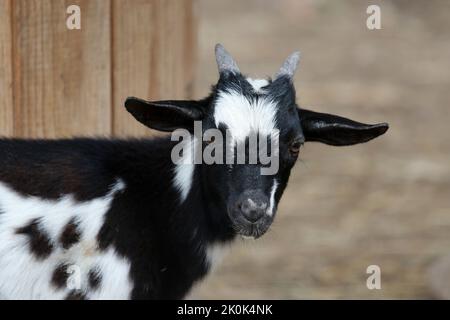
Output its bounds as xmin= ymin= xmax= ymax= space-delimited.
xmin=232 ymin=223 xmax=266 ymax=239
xmin=227 ymin=207 xmax=271 ymax=239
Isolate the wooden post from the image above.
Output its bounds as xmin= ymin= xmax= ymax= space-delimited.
xmin=0 ymin=0 xmax=196 ymax=138
xmin=112 ymin=0 xmax=196 ymax=137
xmin=0 ymin=0 xmax=13 ymax=136
xmin=11 ymin=0 xmax=112 ymax=138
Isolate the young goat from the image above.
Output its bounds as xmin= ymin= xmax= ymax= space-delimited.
xmin=0 ymin=44 xmax=388 ymax=299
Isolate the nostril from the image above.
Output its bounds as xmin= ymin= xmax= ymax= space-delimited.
xmin=239 ymin=198 xmax=266 ymax=223
xmin=237 ymin=201 xmax=248 ymax=213
xmin=239 ymin=199 xmax=253 ymax=214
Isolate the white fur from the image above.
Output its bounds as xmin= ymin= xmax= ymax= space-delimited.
xmin=206 ymin=242 xmax=229 ymax=271
xmin=246 ymin=78 xmax=269 ymax=93
xmin=0 ymin=180 xmax=133 ymax=300
xmin=173 ymin=137 xmax=197 ymax=202
xmin=214 ymin=89 xmax=277 ymax=144
xmin=267 ymin=179 xmax=279 ymax=216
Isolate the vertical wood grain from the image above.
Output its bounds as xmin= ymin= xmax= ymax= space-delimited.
xmin=12 ymin=0 xmax=111 ymax=138
xmin=112 ymin=0 xmax=196 ymax=137
xmin=0 ymin=0 xmax=14 ymax=136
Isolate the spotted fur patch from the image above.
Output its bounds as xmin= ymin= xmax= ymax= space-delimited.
xmin=59 ymin=218 xmax=81 ymax=250
xmin=51 ymin=263 xmax=70 ymax=289
xmin=15 ymin=218 xmax=53 ymax=259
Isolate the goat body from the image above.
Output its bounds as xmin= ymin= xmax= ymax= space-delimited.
xmin=0 ymin=138 xmax=222 ymax=299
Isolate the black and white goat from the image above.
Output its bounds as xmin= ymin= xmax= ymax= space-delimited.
xmin=0 ymin=44 xmax=388 ymax=299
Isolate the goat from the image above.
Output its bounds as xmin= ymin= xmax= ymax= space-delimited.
xmin=0 ymin=44 xmax=388 ymax=299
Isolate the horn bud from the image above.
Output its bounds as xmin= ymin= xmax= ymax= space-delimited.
xmin=215 ymin=44 xmax=240 ymax=75
xmin=274 ymin=51 xmax=301 ymax=80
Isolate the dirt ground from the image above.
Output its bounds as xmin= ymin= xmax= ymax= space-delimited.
xmin=191 ymin=0 xmax=450 ymax=299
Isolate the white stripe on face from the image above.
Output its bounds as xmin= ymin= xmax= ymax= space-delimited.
xmin=246 ymin=78 xmax=269 ymax=93
xmin=213 ymin=89 xmax=277 ymax=145
xmin=267 ymin=179 xmax=279 ymax=216
xmin=173 ymin=82 xmax=278 ymax=203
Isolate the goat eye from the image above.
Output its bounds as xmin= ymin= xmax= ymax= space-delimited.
xmin=289 ymin=141 xmax=302 ymax=155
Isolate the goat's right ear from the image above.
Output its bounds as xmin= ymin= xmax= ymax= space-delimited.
xmin=125 ymin=97 xmax=205 ymax=132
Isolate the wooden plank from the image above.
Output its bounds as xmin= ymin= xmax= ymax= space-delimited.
xmin=112 ymin=0 xmax=196 ymax=137
xmin=0 ymin=0 xmax=14 ymax=136
xmin=12 ymin=0 xmax=111 ymax=138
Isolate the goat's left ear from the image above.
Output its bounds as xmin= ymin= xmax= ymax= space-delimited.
xmin=298 ymin=108 xmax=389 ymax=146
xmin=125 ymin=97 xmax=205 ymax=132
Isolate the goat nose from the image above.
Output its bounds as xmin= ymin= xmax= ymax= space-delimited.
xmin=238 ymin=194 xmax=268 ymax=223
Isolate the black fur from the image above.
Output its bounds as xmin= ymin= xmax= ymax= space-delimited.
xmin=15 ymin=218 xmax=54 ymax=259
xmin=88 ymin=267 xmax=102 ymax=290
xmin=65 ymin=290 xmax=86 ymax=300
xmin=94 ymin=137 xmax=232 ymax=299
xmin=60 ymin=218 xmax=81 ymax=250
xmin=51 ymin=263 xmax=70 ymax=289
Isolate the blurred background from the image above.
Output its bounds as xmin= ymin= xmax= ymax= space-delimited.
xmin=1 ymin=0 xmax=450 ymax=299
